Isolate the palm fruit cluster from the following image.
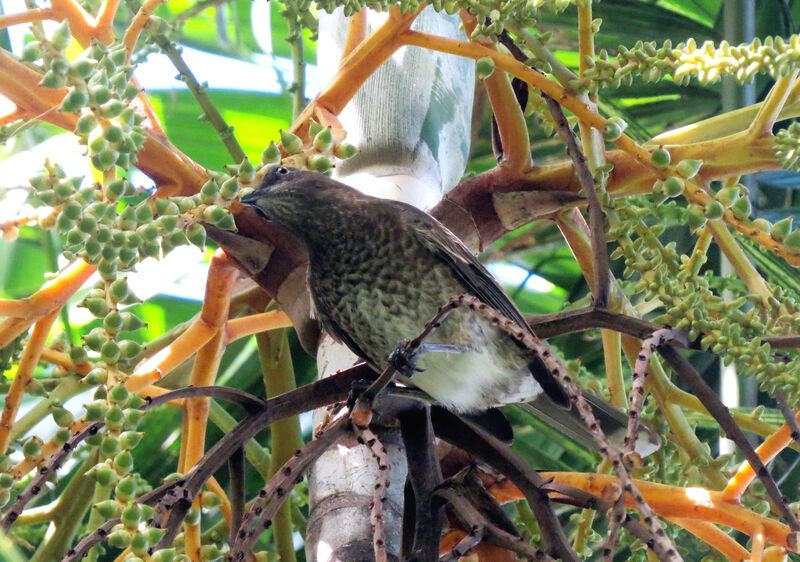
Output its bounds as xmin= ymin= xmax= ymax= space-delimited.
xmin=604 ymin=165 xmax=800 ymax=411
xmin=775 ymin=121 xmax=800 ymax=173
xmin=578 ymin=35 xmax=800 ymax=93
xmin=259 ymin=120 xmax=358 ymax=178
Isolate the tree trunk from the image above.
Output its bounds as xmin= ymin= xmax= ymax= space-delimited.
xmin=305 ymin=8 xmax=474 ymax=561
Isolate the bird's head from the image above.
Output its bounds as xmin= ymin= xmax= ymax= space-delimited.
xmin=240 ymin=166 xmax=356 ymax=240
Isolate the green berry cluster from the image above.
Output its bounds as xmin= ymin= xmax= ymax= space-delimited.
xmin=607 ymin=193 xmax=800 ymax=407
xmin=775 ymin=121 xmax=800 ymax=172
xmin=255 ymin=123 xmax=358 ymax=180
xmin=579 ymin=35 xmax=800 ymax=92
xmin=22 ymin=22 xmax=145 ymax=172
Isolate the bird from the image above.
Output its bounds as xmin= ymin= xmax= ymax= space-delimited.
xmin=241 ymin=166 xmax=659 ymax=454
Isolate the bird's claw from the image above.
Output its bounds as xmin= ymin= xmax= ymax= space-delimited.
xmin=388 ymin=343 xmax=420 ymax=377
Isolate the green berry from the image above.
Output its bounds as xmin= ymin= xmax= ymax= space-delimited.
xmin=94 ymin=499 xmax=122 ymax=519
xmin=475 ymin=56 xmax=495 ymax=79
xmin=186 ymin=223 xmax=206 ymax=248
xmin=54 ymin=427 xmax=71 ymax=444
xmin=333 ymin=142 xmax=359 ymax=160
xmin=107 ymin=529 xmax=132 ymax=548
xmin=21 ymin=41 xmax=43 ymax=62
xmin=52 ymin=407 xmax=74 ymax=427
xmin=772 ymin=217 xmax=794 ymax=242
xmin=676 ymin=159 xmax=702 ymax=179
xmin=0 ymin=474 xmax=15 ymax=490
xmin=313 ymin=127 xmax=333 ymax=152
xmin=784 ymin=229 xmax=800 ymax=253
xmin=279 ymin=129 xmax=303 ymax=154
xmin=651 ymin=147 xmax=671 ymax=168
xmin=703 ymin=200 xmax=725 ymax=220
xmin=105 ymin=405 xmax=125 ymax=430
xmin=199 ymin=180 xmax=219 ymax=204
xmin=22 ymin=437 xmax=42 ymax=459
xmin=121 ymin=503 xmax=141 ymax=528
xmin=308 ymin=154 xmax=332 ymax=172
xmin=108 ymin=278 xmax=129 ymax=303
xmin=114 ymin=451 xmax=134 ymax=475
xmin=100 ymin=435 xmax=121 ymax=457
xmin=51 ymin=20 xmax=72 ymax=50
xmin=220 ymin=178 xmax=239 ymax=200
xmin=687 ymin=205 xmax=707 ymax=232
xmin=663 ymin=176 xmax=684 ymax=196
xmin=601 ymin=122 xmax=622 ymax=141
xmin=84 ymin=399 xmax=108 ymax=420
xmin=120 ymin=431 xmax=143 ymax=449
xmin=238 ymin=157 xmax=255 ymax=182
xmin=118 ymin=339 xmax=142 ymax=359
xmin=262 ymin=142 xmax=281 ymax=165
xmin=100 ymin=340 xmax=120 ymax=363
xmin=115 ymin=475 xmax=136 ymax=501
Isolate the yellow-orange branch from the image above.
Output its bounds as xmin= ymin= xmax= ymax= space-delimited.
xmin=181 ymin=252 xmax=238 ymax=559
xmin=0 ymin=309 xmax=60 ymax=452
xmin=0 ymin=260 xmax=95 ymax=349
xmin=0 ymin=8 xmax=56 ymax=28
xmin=226 ymin=310 xmax=292 ymax=342
xmin=723 ymin=410 xmax=800 ymax=502
xmin=125 ymin=320 xmax=216 ymax=393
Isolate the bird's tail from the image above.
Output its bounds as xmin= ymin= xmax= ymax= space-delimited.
xmin=519 ymin=392 xmax=661 ymax=457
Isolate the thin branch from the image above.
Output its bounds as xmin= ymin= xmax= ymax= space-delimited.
xmin=228 ymin=447 xmax=245 ymax=549
xmin=150 ymin=33 xmax=246 ymax=163
xmin=542 ymin=95 xmax=609 ymax=307
xmin=657 ymin=345 xmax=800 ymax=535
xmin=230 ymin=417 xmax=351 ymax=558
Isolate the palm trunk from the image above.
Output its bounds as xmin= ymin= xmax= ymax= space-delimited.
xmin=305 ymin=8 xmax=475 ymax=560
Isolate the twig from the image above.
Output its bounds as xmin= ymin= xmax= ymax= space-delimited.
xmin=439 ymin=295 xmax=680 ymax=559
xmin=230 ymin=417 xmax=351 ymax=558
xmin=397 ymin=404 xmax=443 ymax=561
xmin=430 ymin=406 xmax=578 ymax=561
xmin=657 ymin=344 xmax=800 ymax=536
xmin=774 ymin=390 xmax=800 ymax=444
xmin=542 ymin=95 xmax=609 ymax=308
xmin=625 ymin=329 xmax=685 ymax=454
xmin=436 ymin=487 xmax=550 ymax=561
xmin=150 ymin=34 xmax=246 ymax=164
xmin=228 ymin=447 xmax=245 ymax=548
xmin=353 ymin=425 xmax=390 ymax=562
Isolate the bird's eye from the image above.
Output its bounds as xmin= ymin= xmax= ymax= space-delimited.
xmin=276 ymin=167 xmax=289 ymax=175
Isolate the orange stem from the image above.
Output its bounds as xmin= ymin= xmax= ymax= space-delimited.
xmin=289 ymin=5 xmax=421 ymax=141
xmin=225 ymin=310 xmax=293 ymax=342
xmin=0 ymin=260 xmax=95 ymax=349
xmin=400 ymin=29 xmax=797 ymax=264
xmin=668 ymin=518 xmax=749 ymax=561
xmin=182 ymin=252 xmax=238 ymax=558
xmin=459 ymin=11 xmax=531 ymax=172
xmin=723 ymin=411 xmax=800 ymax=502
xmin=538 ymin=472 xmax=798 ymax=551
xmin=0 ymin=8 xmax=56 ymax=29
xmin=752 ymin=524 xmax=766 ymax=562
xmin=341 ymin=9 xmax=368 ymax=59
xmin=95 ymin=0 xmax=121 ymax=34
xmin=125 ymin=320 xmax=216 ymax=393
xmin=123 ymin=0 xmax=168 ymax=62
xmin=0 ymin=309 xmax=60 ymax=452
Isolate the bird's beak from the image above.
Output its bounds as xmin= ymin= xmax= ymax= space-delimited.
xmin=240 ymin=191 xmax=259 ymax=206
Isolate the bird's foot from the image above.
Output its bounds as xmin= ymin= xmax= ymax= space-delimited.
xmin=388 ymin=342 xmax=422 ymax=377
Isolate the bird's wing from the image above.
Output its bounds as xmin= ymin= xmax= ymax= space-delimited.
xmin=390 ymin=201 xmax=533 ymax=334
xmin=389 ymin=201 xmax=570 ymax=407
